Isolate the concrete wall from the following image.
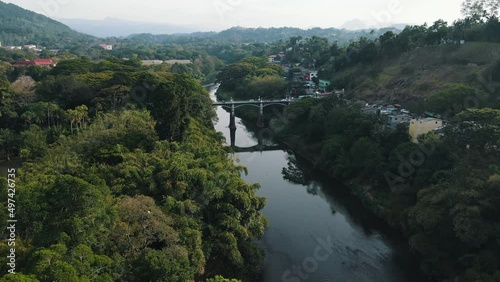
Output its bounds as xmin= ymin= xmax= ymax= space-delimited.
xmin=409 ymin=118 xmax=443 ymax=143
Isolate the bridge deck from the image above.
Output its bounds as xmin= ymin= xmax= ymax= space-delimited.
xmin=212 ymin=100 xmax=291 ymax=106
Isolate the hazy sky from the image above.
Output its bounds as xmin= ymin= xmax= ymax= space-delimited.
xmin=4 ymin=0 xmax=464 ymax=31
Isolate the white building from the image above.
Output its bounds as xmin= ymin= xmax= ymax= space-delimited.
xmin=409 ymin=118 xmax=443 ymax=143
xmin=164 ymin=60 xmax=192 ymax=65
xmin=141 ymin=60 xmax=164 ymax=66
xmin=99 ymin=44 xmax=113 ymax=51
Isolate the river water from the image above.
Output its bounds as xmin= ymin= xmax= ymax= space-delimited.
xmin=209 ymin=86 xmax=426 ymax=282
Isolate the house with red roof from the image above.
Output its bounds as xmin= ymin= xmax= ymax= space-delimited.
xmin=12 ymin=59 xmax=54 ymax=67
xmin=33 ymin=59 xmax=54 ymax=66
xmin=12 ymin=60 xmax=35 ymax=67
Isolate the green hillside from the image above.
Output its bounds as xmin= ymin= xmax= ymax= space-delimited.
xmin=0 ymin=1 xmax=96 ymax=48
xmin=334 ymin=42 xmax=500 ymax=112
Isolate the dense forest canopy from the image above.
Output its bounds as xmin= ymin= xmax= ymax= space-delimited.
xmin=0 ymin=57 xmax=266 ymax=281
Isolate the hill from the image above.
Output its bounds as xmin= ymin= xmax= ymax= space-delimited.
xmin=127 ymin=26 xmax=401 ymax=45
xmin=58 ymin=17 xmax=201 ymax=38
xmin=333 ymin=42 xmax=500 ymax=112
xmin=0 ymin=1 xmax=96 ymax=48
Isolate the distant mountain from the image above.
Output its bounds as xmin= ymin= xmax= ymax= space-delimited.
xmin=126 ymin=26 xmax=402 ymax=46
xmin=390 ymin=23 xmax=410 ymax=30
xmin=0 ymin=1 xmax=96 ymax=48
xmin=340 ymin=19 xmax=408 ymax=30
xmin=341 ymin=19 xmax=371 ymax=30
xmin=58 ymin=17 xmax=202 ymax=38
xmin=341 ymin=19 xmax=410 ymax=31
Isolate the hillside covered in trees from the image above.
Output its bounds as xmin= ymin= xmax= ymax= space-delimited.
xmin=0 ymin=1 xmax=96 ymax=48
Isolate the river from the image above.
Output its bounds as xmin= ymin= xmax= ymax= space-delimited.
xmin=209 ymin=85 xmax=427 ymax=282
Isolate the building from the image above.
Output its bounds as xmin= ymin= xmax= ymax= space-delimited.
xmin=318 ymin=79 xmax=330 ymax=91
xmin=33 ymin=59 xmax=54 ymax=66
xmin=99 ymin=44 xmax=113 ymax=51
xmin=268 ymin=52 xmax=285 ymax=63
xmin=12 ymin=59 xmax=54 ymax=67
xmin=386 ymin=114 xmax=411 ymax=130
xmin=164 ymin=60 xmax=192 ymax=65
xmin=12 ymin=60 xmax=34 ymax=67
xmin=409 ymin=118 xmax=443 ymax=143
xmin=141 ymin=60 xmax=164 ymax=66
xmin=304 ymin=81 xmax=314 ymax=89
xmin=2 ymin=46 xmax=22 ymax=51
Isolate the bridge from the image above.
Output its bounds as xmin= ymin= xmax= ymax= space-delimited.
xmin=231 ymin=143 xmax=287 ymax=153
xmin=212 ymin=99 xmax=292 ymax=128
xmin=212 ymin=99 xmax=292 ymax=150
xmin=212 ymin=99 xmax=291 ymax=108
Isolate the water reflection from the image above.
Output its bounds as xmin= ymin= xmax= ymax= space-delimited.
xmin=281 ymin=153 xmax=309 ymax=185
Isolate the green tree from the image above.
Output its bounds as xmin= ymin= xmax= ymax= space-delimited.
xmin=20 ymin=125 xmax=48 ymax=160
xmin=427 ymin=85 xmax=485 ymax=115
xmin=0 ymin=129 xmax=19 ymax=161
xmin=462 ymin=0 xmax=500 ymax=22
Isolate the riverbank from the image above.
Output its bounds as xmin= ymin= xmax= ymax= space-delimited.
xmin=279 ymin=134 xmax=393 ymax=223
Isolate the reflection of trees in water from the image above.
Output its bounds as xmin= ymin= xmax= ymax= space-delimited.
xmin=281 ymin=153 xmax=330 ymax=194
xmin=282 ymin=152 xmax=339 ymax=214
xmin=281 ymin=152 xmax=310 ymax=185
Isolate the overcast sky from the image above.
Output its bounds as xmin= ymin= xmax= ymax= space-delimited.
xmin=4 ymin=0 xmax=464 ymax=31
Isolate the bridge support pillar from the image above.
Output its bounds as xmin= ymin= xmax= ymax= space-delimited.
xmin=229 ymin=104 xmax=236 ymax=129
xmin=256 ymin=102 xmax=264 ymax=128
xmin=230 ymin=126 xmax=236 ymax=147
xmin=229 ymin=103 xmax=236 ymax=147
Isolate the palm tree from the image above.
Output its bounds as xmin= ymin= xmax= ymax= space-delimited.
xmin=46 ymin=102 xmax=60 ymax=129
xmin=21 ymin=111 xmax=37 ymax=127
xmin=66 ymin=109 xmax=79 ymax=134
